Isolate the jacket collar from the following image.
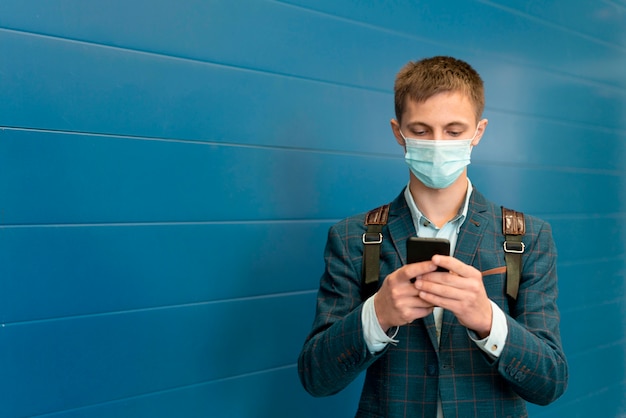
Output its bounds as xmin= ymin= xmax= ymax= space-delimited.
xmin=386 ymin=187 xmax=490 ymax=264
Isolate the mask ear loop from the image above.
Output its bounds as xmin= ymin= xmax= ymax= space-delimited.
xmin=471 ymin=124 xmax=481 ymax=140
xmin=397 ymin=129 xmax=409 ymax=152
xmin=398 ymin=129 xmax=408 ymax=144
xmin=470 ymin=122 xmax=482 ymax=149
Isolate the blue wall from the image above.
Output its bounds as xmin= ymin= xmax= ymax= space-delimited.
xmin=1 ymin=1 xmax=624 ymax=417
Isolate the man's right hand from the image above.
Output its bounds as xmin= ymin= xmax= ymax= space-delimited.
xmin=374 ymin=261 xmax=438 ymax=332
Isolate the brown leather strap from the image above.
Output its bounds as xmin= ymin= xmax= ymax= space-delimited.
xmin=362 ymin=204 xmax=390 ymax=300
xmin=365 ymin=205 xmax=390 ymax=225
xmin=502 ymin=207 xmax=525 ymax=302
xmin=503 ymin=207 xmax=525 ymax=236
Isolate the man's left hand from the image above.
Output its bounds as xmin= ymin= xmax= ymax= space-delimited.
xmin=412 ymin=254 xmax=492 ymax=338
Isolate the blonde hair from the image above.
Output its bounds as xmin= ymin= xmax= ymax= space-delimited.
xmin=394 ymin=56 xmax=485 ymax=122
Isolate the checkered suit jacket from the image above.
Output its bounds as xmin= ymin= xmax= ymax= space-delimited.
xmin=298 ymin=188 xmax=568 ymax=418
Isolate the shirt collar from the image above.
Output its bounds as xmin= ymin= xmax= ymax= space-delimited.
xmin=403 ymin=178 xmax=473 ymax=234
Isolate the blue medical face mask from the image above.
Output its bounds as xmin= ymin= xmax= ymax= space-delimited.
xmin=400 ymin=128 xmax=478 ymax=189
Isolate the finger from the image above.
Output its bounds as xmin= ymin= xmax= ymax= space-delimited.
xmin=420 ymin=272 xmax=467 ymax=292
xmin=430 ymin=255 xmax=458 ymax=272
xmin=416 ymin=280 xmax=463 ymax=302
xmin=408 ymin=307 xmax=434 ymax=320
xmin=403 ymin=261 xmax=437 ymax=282
xmin=431 ymin=255 xmax=480 ymax=279
xmin=411 ymin=297 xmax=435 ymax=309
xmin=417 ymin=290 xmax=455 ymax=309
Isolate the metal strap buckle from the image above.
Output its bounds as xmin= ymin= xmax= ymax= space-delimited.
xmin=362 ymin=232 xmax=383 ymax=245
xmin=503 ymin=241 xmax=525 ymax=254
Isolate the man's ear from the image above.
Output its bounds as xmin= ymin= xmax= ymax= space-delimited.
xmin=472 ymin=118 xmax=489 ymax=146
xmin=390 ymin=119 xmax=405 ymax=147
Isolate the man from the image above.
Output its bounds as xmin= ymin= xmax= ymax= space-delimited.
xmin=298 ymin=56 xmax=568 ymax=417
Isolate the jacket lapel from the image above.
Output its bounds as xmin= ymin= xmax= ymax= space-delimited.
xmin=386 ymin=191 xmax=415 ymax=265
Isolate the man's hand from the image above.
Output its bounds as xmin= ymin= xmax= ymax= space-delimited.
xmin=374 ymin=262 xmax=438 ymax=332
xmin=414 ymin=255 xmax=493 ymax=338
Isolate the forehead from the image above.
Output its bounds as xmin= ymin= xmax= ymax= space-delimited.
xmin=401 ymin=91 xmax=478 ymax=126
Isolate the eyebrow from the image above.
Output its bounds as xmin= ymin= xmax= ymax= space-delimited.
xmin=406 ymin=121 xmax=470 ymax=130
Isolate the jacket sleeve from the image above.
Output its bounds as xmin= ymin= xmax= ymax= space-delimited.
xmin=495 ymin=218 xmax=569 ymax=405
xmin=297 ymin=220 xmax=384 ymax=397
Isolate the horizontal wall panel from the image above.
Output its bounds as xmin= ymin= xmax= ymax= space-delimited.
xmin=478 ymin=61 xmax=626 ymax=131
xmin=0 ymin=292 xmax=319 ymax=417
xmin=468 ymin=167 xmax=623 ymax=215
xmin=0 ymin=0 xmax=405 ymax=91
xmin=1 ymin=0 xmax=625 ymax=92
xmin=277 ymin=0 xmax=626 ymax=90
xmin=0 ymin=31 xmax=395 ymax=155
xmin=0 ymin=222 xmax=329 ymax=323
xmin=528 ymin=381 xmax=626 ymax=418
xmin=3 ymin=217 xmax=620 ymax=324
xmin=3 ymin=16 xmax=626 ymax=139
xmin=486 ymin=0 xmax=626 ymax=48
xmin=1 ymin=129 xmax=622 ymax=226
xmin=476 ymin=111 xmax=626 ymax=173
xmin=0 ymin=129 xmax=405 ymax=225
xmin=34 ymin=367 xmax=365 ymax=418
xmin=548 ymin=217 xmax=626 ymax=263
xmin=553 ymin=343 xmax=625 ymax=406
xmin=558 ymin=301 xmax=625 ymax=355
xmin=556 ymin=260 xmax=626 ymax=312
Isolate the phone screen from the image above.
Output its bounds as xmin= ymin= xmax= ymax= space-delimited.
xmin=406 ymin=237 xmax=450 ymax=272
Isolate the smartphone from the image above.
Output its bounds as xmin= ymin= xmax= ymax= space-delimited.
xmin=406 ymin=237 xmax=450 ymax=272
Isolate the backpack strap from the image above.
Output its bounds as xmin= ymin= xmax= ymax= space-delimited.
xmin=502 ymin=207 xmax=525 ymax=302
xmin=361 ymin=204 xmax=390 ymax=300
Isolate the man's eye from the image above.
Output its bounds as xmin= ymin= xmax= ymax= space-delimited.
xmin=448 ymin=131 xmax=462 ymax=137
xmin=412 ymin=130 xmax=427 ymax=136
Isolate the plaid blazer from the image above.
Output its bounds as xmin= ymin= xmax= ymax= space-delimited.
xmin=298 ymin=188 xmax=568 ymax=418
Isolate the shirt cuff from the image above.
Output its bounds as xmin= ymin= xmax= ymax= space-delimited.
xmin=468 ymin=300 xmax=508 ymax=358
xmin=362 ymin=294 xmax=399 ymax=354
